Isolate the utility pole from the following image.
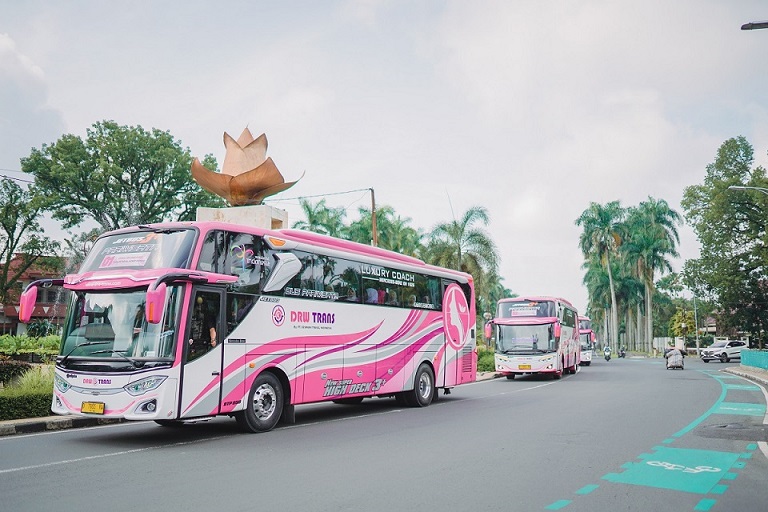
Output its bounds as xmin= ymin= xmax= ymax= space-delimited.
xmin=370 ymin=188 xmax=378 ymax=247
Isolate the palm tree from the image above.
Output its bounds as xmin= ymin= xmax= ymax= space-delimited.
xmin=576 ymin=201 xmax=625 ymax=349
xmin=426 ymin=206 xmax=498 ymax=274
xmin=623 ymin=198 xmax=681 ymax=352
xmin=292 ymin=199 xmax=346 ymax=237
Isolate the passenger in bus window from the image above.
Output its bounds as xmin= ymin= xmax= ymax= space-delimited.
xmin=386 ymin=290 xmax=399 ymax=306
xmin=365 ymin=287 xmax=378 ymax=304
xmin=345 ymin=288 xmax=358 ymax=302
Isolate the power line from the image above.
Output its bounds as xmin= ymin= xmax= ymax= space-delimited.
xmin=264 ymin=187 xmax=373 ymax=203
xmin=0 ymin=170 xmax=33 ymax=184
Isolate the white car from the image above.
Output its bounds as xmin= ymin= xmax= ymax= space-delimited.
xmin=700 ymin=340 xmax=748 ymax=363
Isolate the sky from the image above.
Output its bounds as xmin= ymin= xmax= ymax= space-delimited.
xmin=2 ymin=1 xmax=768 ymax=314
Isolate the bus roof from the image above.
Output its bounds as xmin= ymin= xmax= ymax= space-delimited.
xmin=498 ymin=296 xmax=575 ymax=308
xmin=98 ymin=221 xmax=473 ymax=282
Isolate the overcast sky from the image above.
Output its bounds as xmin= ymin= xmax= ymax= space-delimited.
xmin=2 ymin=1 xmax=768 ymax=313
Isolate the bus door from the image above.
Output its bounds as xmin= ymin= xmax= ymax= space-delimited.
xmin=180 ymin=287 xmax=225 ymax=419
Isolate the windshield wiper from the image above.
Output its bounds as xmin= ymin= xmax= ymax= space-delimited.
xmin=60 ymin=341 xmax=112 ymax=367
xmin=91 ymin=349 xmax=144 ymax=369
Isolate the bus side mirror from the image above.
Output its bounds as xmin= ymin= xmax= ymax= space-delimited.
xmin=484 ymin=322 xmax=493 ymax=340
xmin=19 ymin=286 xmax=38 ymax=323
xmin=146 ymin=283 xmax=167 ymax=324
xmin=553 ymin=322 xmax=561 ymax=338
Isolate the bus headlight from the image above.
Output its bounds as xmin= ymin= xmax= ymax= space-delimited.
xmin=124 ymin=376 xmax=167 ymax=396
xmin=54 ymin=374 xmax=72 ymax=393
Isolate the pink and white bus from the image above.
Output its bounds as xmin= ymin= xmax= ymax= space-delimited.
xmin=485 ymin=296 xmax=579 ymax=379
xmin=20 ymin=222 xmax=476 ymax=432
xmin=578 ymin=315 xmax=595 ymax=366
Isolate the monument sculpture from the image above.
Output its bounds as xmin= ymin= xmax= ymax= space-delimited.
xmin=191 ymin=127 xmax=301 ymax=206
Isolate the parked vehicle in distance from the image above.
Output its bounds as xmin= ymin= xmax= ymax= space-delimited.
xmin=700 ymin=340 xmax=748 ymax=363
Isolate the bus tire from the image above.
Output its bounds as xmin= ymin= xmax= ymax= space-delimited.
xmin=237 ymin=372 xmax=283 ymax=433
xmin=506 ymin=374 xmax=516 ymax=380
xmin=405 ymin=364 xmax=434 ymax=407
xmin=552 ymin=361 xmax=563 ymax=380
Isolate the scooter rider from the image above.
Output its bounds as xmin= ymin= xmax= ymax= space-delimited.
xmin=604 ymin=344 xmax=612 ymax=361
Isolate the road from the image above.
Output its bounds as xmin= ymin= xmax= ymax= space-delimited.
xmin=1 ymin=357 xmax=766 ymax=512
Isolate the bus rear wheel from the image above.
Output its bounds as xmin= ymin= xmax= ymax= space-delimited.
xmin=405 ymin=364 xmax=434 ymax=407
xmin=236 ymin=372 xmax=283 ymax=433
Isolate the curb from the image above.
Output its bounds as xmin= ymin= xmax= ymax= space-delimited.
xmin=0 ymin=416 xmax=123 ymax=437
xmin=722 ymin=366 xmax=768 ymax=388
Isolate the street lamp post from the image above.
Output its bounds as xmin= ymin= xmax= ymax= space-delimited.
xmin=728 ymin=185 xmax=768 ymax=195
xmin=742 ymin=20 xmax=768 ymax=30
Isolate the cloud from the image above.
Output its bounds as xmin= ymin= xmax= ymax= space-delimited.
xmin=0 ymin=32 xmax=64 ymax=172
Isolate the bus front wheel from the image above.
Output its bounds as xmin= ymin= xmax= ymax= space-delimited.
xmin=237 ymin=372 xmax=284 ymax=433
xmin=405 ymin=364 xmax=434 ymax=407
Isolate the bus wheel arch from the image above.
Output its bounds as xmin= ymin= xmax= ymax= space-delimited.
xmin=405 ymin=362 xmax=435 ymax=407
xmin=236 ymin=370 xmax=286 ymax=433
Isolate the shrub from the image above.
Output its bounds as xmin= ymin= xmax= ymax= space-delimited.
xmin=0 ymin=365 xmax=54 ymax=420
xmin=477 ymin=347 xmax=496 ymax=372
xmin=0 ymin=360 xmax=32 ymax=385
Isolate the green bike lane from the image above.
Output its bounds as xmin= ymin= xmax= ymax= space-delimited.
xmin=545 ymin=365 xmax=768 ymax=512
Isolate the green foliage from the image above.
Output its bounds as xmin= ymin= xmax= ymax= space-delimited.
xmin=21 ymin=120 xmax=225 ymax=232
xmin=477 ymin=347 xmax=496 ymax=372
xmin=0 ymin=392 xmax=52 ymax=421
xmin=27 ymin=318 xmax=56 ymax=338
xmin=8 ymin=365 xmax=54 ymax=393
xmin=0 ymin=365 xmax=53 ymax=420
xmin=682 ymin=136 xmax=768 ymax=349
xmin=0 ymin=335 xmax=60 ymax=358
xmin=0 ymin=178 xmax=61 ymax=304
xmin=0 ymin=360 xmax=32 ymax=384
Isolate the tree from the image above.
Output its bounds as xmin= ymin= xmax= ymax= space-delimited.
xmin=682 ymin=136 xmax=768 ymax=349
xmin=576 ymin=201 xmax=625 ymax=349
xmin=622 ymin=198 xmax=681 ymax=352
xmin=0 ymin=178 xmax=60 ymax=303
xmin=426 ymin=206 xmax=498 ymax=274
xmin=21 ymin=120 xmax=225 ymax=232
xmin=292 ymin=199 xmax=346 ymax=237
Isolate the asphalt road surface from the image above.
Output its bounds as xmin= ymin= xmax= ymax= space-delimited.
xmin=1 ymin=356 xmax=766 ymax=512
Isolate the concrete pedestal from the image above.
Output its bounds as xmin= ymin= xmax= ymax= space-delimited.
xmin=196 ymin=205 xmax=288 ymax=230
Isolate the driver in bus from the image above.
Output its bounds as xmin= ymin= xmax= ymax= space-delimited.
xmin=188 ymin=295 xmax=218 ymax=360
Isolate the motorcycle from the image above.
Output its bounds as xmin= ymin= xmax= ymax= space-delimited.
xmin=604 ymin=348 xmax=611 ymax=361
xmin=618 ymin=347 xmax=626 ymax=358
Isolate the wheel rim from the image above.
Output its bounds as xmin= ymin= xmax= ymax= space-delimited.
xmin=418 ymin=372 xmax=432 ymax=401
xmin=252 ymin=383 xmax=277 ymax=420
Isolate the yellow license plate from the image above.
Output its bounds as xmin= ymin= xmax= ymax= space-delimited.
xmin=518 ymin=364 xmax=531 ymax=370
xmin=82 ymin=402 xmax=105 ymax=414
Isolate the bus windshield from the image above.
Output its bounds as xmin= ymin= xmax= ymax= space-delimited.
xmin=497 ymin=324 xmax=556 ymax=353
xmin=58 ymin=287 xmax=181 ymax=370
xmin=79 ymin=229 xmax=197 ymax=272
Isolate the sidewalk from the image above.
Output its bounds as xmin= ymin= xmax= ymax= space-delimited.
xmin=722 ymin=364 xmax=768 ymax=388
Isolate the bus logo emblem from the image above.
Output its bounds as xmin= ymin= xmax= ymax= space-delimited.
xmin=272 ymin=305 xmax=286 ymax=326
xmin=443 ymin=284 xmax=471 ymax=350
